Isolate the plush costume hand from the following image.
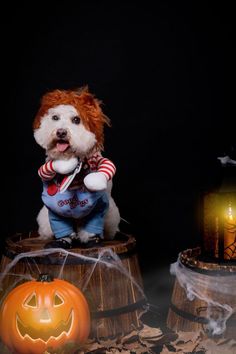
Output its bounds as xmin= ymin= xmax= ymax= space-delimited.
xmin=84 ymin=172 xmax=108 ymax=191
xmin=52 ymin=158 xmax=78 ymax=174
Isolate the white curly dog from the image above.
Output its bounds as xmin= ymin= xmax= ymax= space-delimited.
xmin=33 ymin=87 xmax=120 ymax=248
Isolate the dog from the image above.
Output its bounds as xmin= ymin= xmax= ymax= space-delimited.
xmin=33 ymin=87 xmax=120 ymax=248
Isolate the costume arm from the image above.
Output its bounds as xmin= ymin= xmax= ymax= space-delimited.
xmin=38 ymin=160 xmax=56 ymax=181
xmin=88 ymin=153 xmax=116 ymax=180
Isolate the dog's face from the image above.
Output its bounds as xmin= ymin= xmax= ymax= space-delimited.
xmin=33 ymin=88 xmax=110 ymax=160
xmin=34 ymin=104 xmax=96 ymax=159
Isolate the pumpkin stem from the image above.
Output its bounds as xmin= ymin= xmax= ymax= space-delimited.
xmin=37 ymin=274 xmax=54 ymax=282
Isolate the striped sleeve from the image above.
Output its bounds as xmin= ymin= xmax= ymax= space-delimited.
xmin=38 ymin=160 xmax=56 ymax=181
xmin=88 ymin=153 xmax=116 ymax=180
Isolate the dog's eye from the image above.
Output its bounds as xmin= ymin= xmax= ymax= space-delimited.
xmin=71 ymin=116 xmax=81 ymax=124
xmin=52 ymin=115 xmax=60 ymax=121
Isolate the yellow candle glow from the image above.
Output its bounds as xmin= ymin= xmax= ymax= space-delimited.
xmin=224 ymin=202 xmax=236 ymax=259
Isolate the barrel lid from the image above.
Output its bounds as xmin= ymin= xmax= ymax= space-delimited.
xmin=180 ymin=248 xmax=236 ymax=275
xmin=3 ymin=231 xmax=138 ymax=265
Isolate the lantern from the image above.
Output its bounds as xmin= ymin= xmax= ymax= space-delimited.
xmin=0 ymin=274 xmax=90 ymax=354
xmin=203 ymin=161 xmax=236 ymax=261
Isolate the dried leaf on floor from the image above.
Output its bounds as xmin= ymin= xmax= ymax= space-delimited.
xmin=139 ymin=324 xmax=163 ymax=340
xmin=171 ymin=330 xmax=202 ymax=352
xmin=175 ymin=330 xmax=202 ymax=344
xmin=199 ymin=338 xmax=236 ymax=354
xmin=160 ymin=344 xmax=176 ymax=353
xmin=106 ymin=350 xmax=130 ymax=354
xmin=121 ymin=330 xmax=140 ymax=344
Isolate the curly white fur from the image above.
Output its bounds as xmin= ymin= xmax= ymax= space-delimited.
xmin=37 ymin=206 xmax=53 ymax=240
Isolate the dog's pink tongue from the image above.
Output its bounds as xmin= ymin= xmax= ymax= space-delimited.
xmin=56 ymin=142 xmax=69 ymax=152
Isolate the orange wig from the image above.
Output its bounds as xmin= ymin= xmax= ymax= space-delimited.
xmin=33 ymin=87 xmax=110 ymax=150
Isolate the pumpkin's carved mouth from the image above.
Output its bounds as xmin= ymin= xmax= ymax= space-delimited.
xmin=16 ymin=310 xmax=74 ymax=342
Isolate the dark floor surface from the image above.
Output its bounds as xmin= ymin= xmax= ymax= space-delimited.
xmin=140 ymin=263 xmax=175 ymax=328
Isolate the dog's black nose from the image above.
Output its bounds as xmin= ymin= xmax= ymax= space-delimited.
xmin=56 ymin=129 xmax=67 ymax=139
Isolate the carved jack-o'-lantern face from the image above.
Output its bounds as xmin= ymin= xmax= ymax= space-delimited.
xmin=16 ymin=289 xmax=73 ymax=342
xmin=0 ymin=275 xmax=90 ymax=354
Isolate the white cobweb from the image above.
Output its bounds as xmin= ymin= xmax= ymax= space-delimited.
xmin=0 ymin=247 xmax=146 ymax=306
xmin=170 ymin=255 xmax=236 ymax=336
xmin=0 ymin=248 xmax=145 ymax=298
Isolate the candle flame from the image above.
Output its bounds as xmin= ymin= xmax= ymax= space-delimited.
xmin=227 ymin=203 xmax=233 ymax=221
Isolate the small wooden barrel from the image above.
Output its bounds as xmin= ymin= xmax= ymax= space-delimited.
xmin=167 ymin=248 xmax=236 ymax=339
xmin=0 ymin=232 xmax=146 ymax=339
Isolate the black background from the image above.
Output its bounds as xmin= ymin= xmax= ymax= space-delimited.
xmin=1 ymin=1 xmax=235 ymax=322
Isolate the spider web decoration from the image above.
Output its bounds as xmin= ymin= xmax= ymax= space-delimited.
xmin=0 ymin=246 xmax=146 ymax=304
xmin=170 ymin=253 xmax=236 ymax=336
xmin=224 ymin=223 xmax=236 ymax=259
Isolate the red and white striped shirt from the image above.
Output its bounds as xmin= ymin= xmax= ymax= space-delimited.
xmin=87 ymin=153 xmax=116 ymax=180
xmin=38 ymin=160 xmax=56 ymax=181
xmin=38 ymin=152 xmax=116 ymax=182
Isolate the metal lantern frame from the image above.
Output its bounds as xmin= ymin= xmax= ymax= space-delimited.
xmin=203 ymin=165 xmax=236 ymax=262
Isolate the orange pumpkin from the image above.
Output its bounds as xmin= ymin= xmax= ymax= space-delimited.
xmin=0 ymin=274 xmax=90 ymax=354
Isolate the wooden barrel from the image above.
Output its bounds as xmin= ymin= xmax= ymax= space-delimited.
xmin=167 ymin=248 xmax=236 ymax=339
xmin=0 ymin=232 xmax=146 ymax=339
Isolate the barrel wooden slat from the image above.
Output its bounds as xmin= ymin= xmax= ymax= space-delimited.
xmin=167 ymin=248 xmax=236 ymax=339
xmin=0 ymin=232 xmax=145 ymax=339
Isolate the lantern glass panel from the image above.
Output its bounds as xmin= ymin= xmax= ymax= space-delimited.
xmin=203 ymin=165 xmax=236 ymax=261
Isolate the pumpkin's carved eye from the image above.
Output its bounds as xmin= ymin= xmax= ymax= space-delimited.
xmin=24 ymin=293 xmax=37 ymax=308
xmin=54 ymin=293 xmax=64 ymax=306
